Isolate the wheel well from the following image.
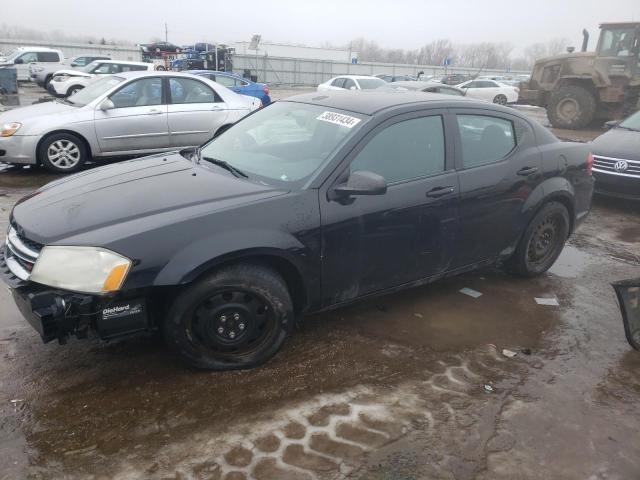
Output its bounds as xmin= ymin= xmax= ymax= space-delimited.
xmin=36 ymin=130 xmax=92 ymax=165
xmin=192 ymin=254 xmax=308 ymax=315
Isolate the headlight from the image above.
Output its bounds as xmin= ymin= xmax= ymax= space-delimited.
xmin=30 ymin=246 xmax=132 ymax=294
xmin=54 ymin=75 xmax=69 ymax=82
xmin=0 ymin=122 xmax=21 ymax=137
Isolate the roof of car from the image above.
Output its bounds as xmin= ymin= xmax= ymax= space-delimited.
xmin=286 ymin=89 xmax=479 ymax=115
xmin=331 ymin=75 xmax=383 ymax=80
xmin=188 ymin=70 xmax=238 ymax=76
xmin=115 ymin=70 xmax=210 ymax=80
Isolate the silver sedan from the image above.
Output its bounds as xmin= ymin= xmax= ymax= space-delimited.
xmin=0 ymin=71 xmax=262 ymax=173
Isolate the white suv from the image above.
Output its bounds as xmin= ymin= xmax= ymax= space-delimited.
xmin=48 ymin=60 xmax=153 ymax=97
xmin=0 ymin=47 xmax=64 ymax=81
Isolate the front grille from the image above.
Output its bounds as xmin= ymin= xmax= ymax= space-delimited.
xmin=593 ymin=155 xmax=640 ymax=178
xmin=4 ymin=226 xmax=42 ymax=280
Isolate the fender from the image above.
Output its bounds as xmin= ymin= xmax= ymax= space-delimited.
xmin=522 ymin=176 xmax=576 ymax=229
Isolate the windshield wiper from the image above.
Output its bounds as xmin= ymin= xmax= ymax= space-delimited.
xmin=201 ymin=155 xmax=248 ymax=178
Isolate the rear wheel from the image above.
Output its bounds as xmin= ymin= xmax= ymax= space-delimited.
xmin=508 ymin=201 xmax=570 ymax=277
xmin=493 ymin=94 xmax=507 ymax=105
xmin=38 ymin=133 xmax=88 ymax=173
xmin=163 ymin=264 xmax=294 ymax=370
xmin=547 ymin=85 xmax=596 ymax=129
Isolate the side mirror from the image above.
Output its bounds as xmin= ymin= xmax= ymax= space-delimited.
xmin=613 ymin=279 xmax=640 ymax=350
xmin=330 ymin=170 xmax=387 ymax=200
xmin=605 ymin=120 xmax=620 ymax=129
xmin=99 ymin=99 xmax=115 ymax=111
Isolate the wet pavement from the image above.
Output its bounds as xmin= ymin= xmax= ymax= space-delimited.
xmin=0 ymin=86 xmax=639 ymax=480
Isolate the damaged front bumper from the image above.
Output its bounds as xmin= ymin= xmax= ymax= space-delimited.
xmin=1 ymin=244 xmax=150 ymax=344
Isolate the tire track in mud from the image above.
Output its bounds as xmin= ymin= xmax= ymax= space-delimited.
xmin=167 ymin=346 xmax=514 ymax=480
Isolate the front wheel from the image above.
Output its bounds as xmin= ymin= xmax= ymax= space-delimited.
xmin=38 ymin=133 xmax=88 ymax=173
xmin=508 ymin=201 xmax=570 ymax=277
xmin=163 ymin=264 xmax=294 ymax=370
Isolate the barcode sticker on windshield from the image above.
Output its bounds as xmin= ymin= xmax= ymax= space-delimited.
xmin=316 ymin=111 xmax=361 ymax=128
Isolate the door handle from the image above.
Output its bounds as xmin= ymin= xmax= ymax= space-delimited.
xmin=517 ymin=166 xmax=539 ymax=176
xmin=148 ymin=109 xmax=163 ymax=115
xmin=426 ymin=186 xmax=455 ymax=198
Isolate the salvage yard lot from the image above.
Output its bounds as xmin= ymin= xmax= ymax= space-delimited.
xmin=0 ymin=86 xmax=639 ymax=479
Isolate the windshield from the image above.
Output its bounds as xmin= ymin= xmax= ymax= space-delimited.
xmin=66 ymin=75 xmax=124 ymax=107
xmin=2 ymin=49 xmax=20 ymax=62
xmin=357 ymin=78 xmax=386 ymax=90
xmin=599 ymin=27 xmax=637 ymax=56
xmin=620 ymin=110 xmax=640 ymax=130
xmin=199 ymin=102 xmax=367 ymax=187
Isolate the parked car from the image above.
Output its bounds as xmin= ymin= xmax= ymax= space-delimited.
xmin=142 ymin=42 xmax=181 ymax=53
xmin=456 ymin=79 xmax=519 ymax=105
xmin=47 ymin=60 xmax=153 ymax=97
xmin=0 ymin=71 xmax=261 ymax=173
xmin=317 ymin=75 xmax=386 ymax=91
xmin=29 ymin=55 xmax=111 ymax=89
xmin=380 ymin=81 xmax=466 ymax=96
xmin=375 ymin=74 xmax=416 ymax=82
xmin=590 ymin=110 xmax=640 ymax=200
xmin=438 ymin=74 xmax=469 ymax=85
xmin=0 ymin=47 xmax=64 ymax=82
xmin=189 ymin=70 xmax=271 ymax=105
xmin=171 ymin=58 xmax=205 ymax=71
xmin=0 ymin=91 xmax=594 ymax=370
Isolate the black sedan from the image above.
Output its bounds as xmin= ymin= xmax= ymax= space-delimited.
xmin=591 ymin=111 xmax=640 ymax=200
xmin=1 ymin=91 xmax=594 ymax=370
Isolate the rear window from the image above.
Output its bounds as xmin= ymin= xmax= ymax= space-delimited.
xmin=357 ymin=78 xmax=386 ymax=90
xmin=457 ymin=115 xmax=516 ymax=168
xmin=38 ymin=52 xmax=60 ymax=62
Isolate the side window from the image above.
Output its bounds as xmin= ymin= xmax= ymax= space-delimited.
xmin=457 ymin=115 xmax=516 ymax=168
xmin=72 ymin=57 xmax=88 ymax=66
xmin=38 ymin=52 xmax=60 ymax=62
xmin=110 ymin=77 xmax=163 ymax=108
xmin=343 ymin=78 xmax=356 ymax=90
xmin=92 ymin=63 xmax=116 ymax=74
xmin=120 ymin=64 xmax=147 ymax=72
xmin=169 ymin=78 xmax=220 ymax=104
xmin=350 ymin=116 xmax=445 ymax=183
xmin=214 ymin=75 xmax=236 ymax=88
xmin=466 ymin=81 xmax=479 ymax=88
xmin=18 ymin=52 xmax=38 ymax=63
xmin=331 ymin=78 xmax=345 ymax=88
xmin=441 ymin=87 xmax=464 ymax=96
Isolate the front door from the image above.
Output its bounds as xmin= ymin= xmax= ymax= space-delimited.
xmin=320 ymin=111 xmax=459 ymax=306
xmin=167 ymin=77 xmax=229 ymax=147
xmin=452 ymin=109 xmax=543 ymax=267
xmin=94 ymin=76 xmax=170 ymax=153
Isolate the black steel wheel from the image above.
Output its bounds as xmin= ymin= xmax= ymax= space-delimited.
xmin=508 ymin=201 xmax=570 ymax=277
xmin=164 ymin=264 xmax=294 ymax=370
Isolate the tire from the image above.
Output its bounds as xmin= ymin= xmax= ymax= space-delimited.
xmin=508 ymin=201 xmax=570 ymax=277
xmin=38 ymin=132 xmax=88 ymax=173
xmin=155 ymin=65 xmax=166 ymax=71
xmin=493 ymin=94 xmax=507 ymax=105
xmin=163 ymin=264 xmax=294 ymax=370
xmin=547 ymin=85 xmax=596 ymax=129
xmin=44 ymin=75 xmax=53 ymax=90
xmin=66 ymin=85 xmax=84 ymax=97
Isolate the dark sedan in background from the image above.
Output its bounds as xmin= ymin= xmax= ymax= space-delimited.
xmin=591 ymin=110 xmax=640 ymax=200
xmin=1 ymin=91 xmax=593 ymax=370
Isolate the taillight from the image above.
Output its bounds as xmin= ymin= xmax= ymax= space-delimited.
xmin=586 ymin=152 xmax=593 ymax=175
xmin=263 ymin=85 xmax=270 ymax=95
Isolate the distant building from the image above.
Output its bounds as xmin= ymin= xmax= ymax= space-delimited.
xmin=232 ymin=41 xmax=357 ymax=63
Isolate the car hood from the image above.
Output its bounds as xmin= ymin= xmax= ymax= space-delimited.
xmin=591 ymin=128 xmax=640 ymax=160
xmin=54 ymin=69 xmax=91 ymax=78
xmin=0 ymin=100 xmax=79 ymax=124
xmin=12 ymin=153 xmax=288 ymax=245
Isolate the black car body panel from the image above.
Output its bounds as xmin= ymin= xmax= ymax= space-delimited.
xmin=2 ymin=91 xmax=594 ymax=344
xmin=590 ymin=126 xmax=640 ymax=200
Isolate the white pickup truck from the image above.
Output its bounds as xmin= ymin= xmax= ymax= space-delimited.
xmin=0 ymin=47 xmax=64 ymax=82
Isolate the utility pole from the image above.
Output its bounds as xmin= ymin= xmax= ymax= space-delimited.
xmin=165 ymin=23 xmax=168 ymax=43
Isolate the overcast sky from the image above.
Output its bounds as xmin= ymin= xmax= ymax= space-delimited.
xmin=7 ymin=0 xmax=640 ymax=53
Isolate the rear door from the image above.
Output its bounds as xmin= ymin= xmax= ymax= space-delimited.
xmin=94 ymin=76 xmax=170 ymax=152
xmin=167 ymin=77 xmax=229 ymax=147
xmin=451 ymin=108 xmax=542 ymax=267
xmin=320 ymin=110 xmax=459 ymax=305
